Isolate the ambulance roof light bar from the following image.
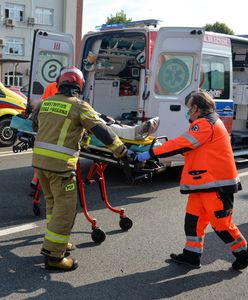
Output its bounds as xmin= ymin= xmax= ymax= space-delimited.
xmin=95 ymin=19 xmax=162 ymax=31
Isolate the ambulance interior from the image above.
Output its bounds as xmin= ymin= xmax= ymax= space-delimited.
xmin=82 ymin=32 xmax=146 ymax=124
xmin=231 ymin=38 xmax=248 ymax=149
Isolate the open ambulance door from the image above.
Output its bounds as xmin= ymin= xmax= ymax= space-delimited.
xmin=28 ymin=29 xmax=74 ymax=103
xmin=148 ymin=27 xmax=204 ymax=139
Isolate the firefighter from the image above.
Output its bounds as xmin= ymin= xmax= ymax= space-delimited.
xmin=30 ymin=71 xmax=63 ymax=192
xmin=32 ymin=66 xmax=128 ymax=271
xmin=136 ymin=91 xmax=248 ymax=270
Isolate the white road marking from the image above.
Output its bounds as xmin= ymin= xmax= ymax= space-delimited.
xmin=0 ymin=223 xmax=38 ymax=237
xmin=239 ymin=171 xmax=248 ymax=178
xmin=0 ymin=150 xmax=32 ymax=157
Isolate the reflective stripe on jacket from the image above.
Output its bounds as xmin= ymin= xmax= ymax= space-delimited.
xmin=150 ymin=112 xmax=241 ymax=194
xmin=32 ymin=94 xmax=126 ymax=172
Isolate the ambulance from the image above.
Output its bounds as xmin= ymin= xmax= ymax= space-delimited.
xmin=28 ymin=20 xmax=248 ymax=166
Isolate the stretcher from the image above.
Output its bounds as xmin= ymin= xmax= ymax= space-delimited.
xmin=80 ymin=134 xmax=167 ymax=183
xmin=9 ymin=115 xmax=163 ymax=243
xmin=10 ymin=115 xmax=167 ymax=243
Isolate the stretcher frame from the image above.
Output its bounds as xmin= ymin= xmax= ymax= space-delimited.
xmin=11 ymin=117 xmax=167 ymax=243
xmin=31 ymin=159 xmax=133 ymax=243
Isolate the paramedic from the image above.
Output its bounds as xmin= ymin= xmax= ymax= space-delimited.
xmin=136 ymin=91 xmax=248 ymax=270
xmin=32 ymin=66 xmax=128 ymax=271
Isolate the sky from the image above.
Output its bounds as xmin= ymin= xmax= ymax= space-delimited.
xmin=83 ymin=0 xmax=248 ymax=35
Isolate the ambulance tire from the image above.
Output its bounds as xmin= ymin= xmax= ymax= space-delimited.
xmin=0 ymin=117 xmax=17 ymax=147
xmin=91 ymin=228 xmax=106 ymax=244
xmin=119 ymin=217 xmax=133 ymax=231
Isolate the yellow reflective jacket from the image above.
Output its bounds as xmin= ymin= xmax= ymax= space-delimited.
xmin=32 ymin=94 xmax=126 ymax=173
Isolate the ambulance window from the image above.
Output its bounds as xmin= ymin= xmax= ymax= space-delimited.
xmin=155 ymin=54 xmax=193 ymax=95
xmin=200 ymin=55 xmax=230 ymax=99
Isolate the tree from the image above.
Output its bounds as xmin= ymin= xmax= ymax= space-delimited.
xmin=204 ymin=22 xmax=234 ymax=35
xmin=105 ymin=10 xmax=132 ymax=25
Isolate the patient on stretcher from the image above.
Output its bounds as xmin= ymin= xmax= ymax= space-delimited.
xmin=99 ymin=114 xmax=160 ymax=141
xmin=11 ymin=113 xmax=160 ymax=147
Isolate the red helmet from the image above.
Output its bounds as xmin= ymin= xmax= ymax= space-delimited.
xmin=58 ymin=66 xmax=85 ymax=92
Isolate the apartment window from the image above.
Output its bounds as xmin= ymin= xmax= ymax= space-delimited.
xmin=5 ymin=3 xmax=24 ymax=22
xmin=35 ymin=7 xmax=53 ymax=25
xmin=5 ymin=38 xmax=24 ymax=56
xmin=4 ymin=72 xmax=23 ymax=87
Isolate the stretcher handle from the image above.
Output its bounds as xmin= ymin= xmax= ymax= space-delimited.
xmin=149 ymin=136 xmax=168 ymax=160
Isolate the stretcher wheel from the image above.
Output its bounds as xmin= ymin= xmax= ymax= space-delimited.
xmin=12 ymin=145 xmax=19 ymax=153
xmin=33 ymin=204 xmax=41 ymax=216
xmin=119 ymin=217 xmax=133 ymax=231
xmin=91 ymin=228 xmax=106 ymax=244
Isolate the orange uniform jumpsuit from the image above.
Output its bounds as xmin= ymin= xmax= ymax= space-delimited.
xmin=149 ymin=112 xmax=247 ymax=260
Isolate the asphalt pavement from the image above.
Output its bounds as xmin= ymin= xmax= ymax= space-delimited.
xmin=1 ymin=147 xmax=248 ymax=299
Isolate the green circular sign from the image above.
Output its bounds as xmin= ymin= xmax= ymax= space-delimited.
xmin=158 ymin=58 xmax=189 ymax=93
xmin=41 ymin=59 xmax=63 ymax=83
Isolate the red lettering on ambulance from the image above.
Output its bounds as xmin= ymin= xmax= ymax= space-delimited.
xmin=53 ymin=42 xmax=61 ymax=50
xmin=204 ymin=34 xmax=231 ymax=46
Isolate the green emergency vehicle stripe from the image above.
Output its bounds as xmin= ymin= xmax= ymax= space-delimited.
xmin=80 ymin=110 xmax=100 ymax=121
xmin=33 ymin=147 xmax=77 ymax=164
xmin=45 ymin=229 xmax=70 ymax=244
xmin=57 ymin=118 xmax=71 ymax=147
xmin=40 ymin=101 xmax=72 ymax=117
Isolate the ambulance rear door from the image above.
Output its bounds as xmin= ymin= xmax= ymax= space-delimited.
xmin=29 ymin=29 xmax=74 ymax=102
xmin=148 ymin=27 xmax=204 ymax=138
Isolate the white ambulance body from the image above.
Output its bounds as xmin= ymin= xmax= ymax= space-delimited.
xmin=29 ymin=21 xmax=248 ymax=167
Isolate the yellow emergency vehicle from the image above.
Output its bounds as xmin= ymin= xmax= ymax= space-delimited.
xmin=0 ymin=81 xmax=26 ymax=146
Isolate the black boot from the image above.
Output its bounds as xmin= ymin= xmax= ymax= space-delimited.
xmin=232 ymin=250 xmax=248 ymax=270
xmin=170 ymin=249 xmax=201 ymax=269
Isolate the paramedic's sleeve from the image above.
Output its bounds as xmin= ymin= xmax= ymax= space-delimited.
xmin=42 ymin=82 xmax=58 ymax=100
xmin=149 ymin=118 xmax=213 ymax=158
xmin=79 ymin=101 xmax=127 ymax=158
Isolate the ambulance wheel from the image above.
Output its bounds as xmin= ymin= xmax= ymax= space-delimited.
xmin=0 ymin=118 xmax=16 ymax=147
xmin=91 ymin=228 xmax=106 ymax=244
xmin=33 ymin=204 xmax=41 ymax=216
xmin=119 ymin=217 xmax=133 ymax=231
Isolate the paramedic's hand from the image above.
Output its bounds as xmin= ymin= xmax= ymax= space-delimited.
xmin=135 ymin=151 xmax=151 ymax=162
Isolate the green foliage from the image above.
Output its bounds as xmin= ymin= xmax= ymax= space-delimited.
xmin=105 ymin=10 xmax=132 ymax=25
xmin=204 ymin=22 xmax=234 ymax=35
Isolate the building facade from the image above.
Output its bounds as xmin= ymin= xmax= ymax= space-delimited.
xmin=0 ymin=0 xmax=83 ymax=90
